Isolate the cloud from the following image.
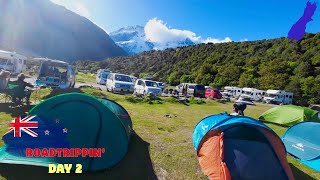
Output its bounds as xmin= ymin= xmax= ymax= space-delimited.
xmin=203 ymin=37 xmax=232 ymax=44
xmin=240 ymin=38 xmax=249 ymax=42
xmin=144 ymin=18 xmax=201 ymax=44
xmin=144 ymin=18 xmax=233 ymax=48
xmin=50 ymin=0 xmax=91 ymax=18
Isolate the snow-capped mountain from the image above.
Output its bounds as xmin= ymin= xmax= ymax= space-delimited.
xmin=109 ymin=26 xmax=195 ymax=55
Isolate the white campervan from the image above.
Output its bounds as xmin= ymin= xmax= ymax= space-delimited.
xmin=0 ymin=50 xmax=27 ymax=75
xmin=242 ymin=88 xmax=265 ymax=101
xmin=134 ymin=79 xmax=162 ymax=96
xmin=223 ymin=86 xmax=243 ymax=97
xmin=106 ymin=73 xmax=134 ymax=93
xmin=36 ymin=58 xmax=76 ymax=89
xmin=263 ymin=90 xmax=293 ymax=105
xmin=96 ymin=69 xmax=112 ymax=85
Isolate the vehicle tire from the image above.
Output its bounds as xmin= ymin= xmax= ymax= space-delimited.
xmin=143 ymin=91 xmax=147 ymax=97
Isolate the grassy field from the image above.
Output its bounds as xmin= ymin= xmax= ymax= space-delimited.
xmin=0 ymin=88 xmax=319 ymax=179
xmin=76 ymin=72 xmax=96 ymax=83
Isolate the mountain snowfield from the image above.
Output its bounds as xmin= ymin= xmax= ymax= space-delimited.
xmin=110 ymin=25 xmax=196 ymax=55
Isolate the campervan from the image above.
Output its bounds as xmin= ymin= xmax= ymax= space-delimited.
xmin=0 ymin=50 xmax=27 ymax=75
xmin=242 ymin=88 xmax=265 ymax=101
xmin=106 ymin=73 xmax=134 ymax=93
xmin=223 ymin=86 xmax=243 ymax=97
xmin=134 ymin=79 xmax=162 ymax=96
xmin=96 ymin=69 xmax=112 ymax=85
xmin=263 ymin=90 xmax=293 ymax=105
xmin=36 ymin=58 xmax=76 ymax=89
xmin=175 ymin=83 xmax=205 ymax=98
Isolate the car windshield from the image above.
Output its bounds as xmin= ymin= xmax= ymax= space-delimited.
xmin=101 ymin=73 xmax=107 ymax=78
xmin=189 ymin=85 xmax=195 ymax=89
xmin=40 ymin=62 xmax=68 ymax=79
xmin=157 ymin=82 xmax=164 ymax=86
xmin=146 ymin=81 xmax=158 ymax=87
xmin=115 ymin=75 xmax=132 ymax=82
xmin=0 ymin=58 xmax=8 ymax=65
xmin=195 ymin=85 xmax=205 ymax=90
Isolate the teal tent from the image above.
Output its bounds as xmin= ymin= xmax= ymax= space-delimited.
xmin=0 ymin=93 xmax=132 ymax=171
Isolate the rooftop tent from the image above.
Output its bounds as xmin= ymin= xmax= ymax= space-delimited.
xmin=282 ymin=122 xmax=320 ymax=172
xmin=0 ymin=93 xmax=132 ymax=171
xmin=193 ymin=113 xmax=294 ymax=180
xmin=259 ymin=105 xmax=320 ymax=126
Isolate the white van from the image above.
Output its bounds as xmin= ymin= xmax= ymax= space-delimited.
xmin=263 ymin=90 xmax=293 ymax=104
xmin=134 ymin=79 xmax=162 ymax=96
xmin=96 ymin=69 xmax=112 ymax=85
xmin=36 ymin=58 xmax=76 ymax=89
xmin=0 ymin=50 xmax=27 ymax=75
xmin=106 ymin=73 xmax=134 ymax=93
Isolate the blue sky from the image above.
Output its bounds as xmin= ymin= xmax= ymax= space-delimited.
xmin=51 ymin=0 xmax=320 ymax=42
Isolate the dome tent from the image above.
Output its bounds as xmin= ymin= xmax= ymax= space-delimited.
xmin=259 ymin=105 xmax=320 ymax=126
xmin=193 ymin=113 xmax=294 ymax=180
xmin=0 ymin=93 xmax=132 ymax=171
xmin=282 ymin=122 xmax=320 ymax=172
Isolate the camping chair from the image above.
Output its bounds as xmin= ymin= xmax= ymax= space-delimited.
xmin=5 ymin=82 xmax=27 ymax=104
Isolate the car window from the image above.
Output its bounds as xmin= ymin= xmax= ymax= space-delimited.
xmin=145 ymin=81 xmax=158 ymax=87
xmin=115 ymin=75 xmax=132 ymax=82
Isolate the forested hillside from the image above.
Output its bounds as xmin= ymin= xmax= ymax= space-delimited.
xmin=76 ymin=33 xmax=320 ymax=105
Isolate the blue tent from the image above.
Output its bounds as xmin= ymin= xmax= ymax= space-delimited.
xmin=282 ymin=122 xmax=320 ymax=172
xmin=193 ymin=113 xmax=294 ymax=180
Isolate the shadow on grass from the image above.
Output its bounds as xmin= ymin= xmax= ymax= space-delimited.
xmin=0 ymin=132 xmax=158 ymax=180
xmin=290 ymin=163 xmax=316 ymax=180
xmin=0 ymin=103 xmax=35 ymax=117
xmin=43 ymin=88 xmax=84 ymax=99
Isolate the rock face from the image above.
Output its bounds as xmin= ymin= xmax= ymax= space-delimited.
xmin=0 ymin=0 xmax=126 ymax=61
xmin=110 ymin=26 xmax=195 ymax=55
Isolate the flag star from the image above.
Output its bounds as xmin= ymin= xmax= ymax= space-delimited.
xmin=63 ymin=128 xmax=68 ymax=133
xmin=55 ymin=119 xmax=60 ymax=123
xmin=44 ymin=130 xmax=50 ymax=135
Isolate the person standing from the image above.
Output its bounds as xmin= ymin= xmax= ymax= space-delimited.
xmin=0 ymin=70 xmax=11 ymax=90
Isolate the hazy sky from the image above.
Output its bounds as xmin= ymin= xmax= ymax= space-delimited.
xmin=51 ymin=0 xmax=320 ymax=42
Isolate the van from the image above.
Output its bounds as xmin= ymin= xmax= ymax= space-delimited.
xmin=106 ymin=73 xmax=134 ymax=93
xmin=134 ymin=79 xmax=162 ymax=96
xmin=175 ymin=83 xmax=205 ymax=98
xmin=36 ymin=58 xmax=75 ymax=89
xmin=0 ymin=50 xmax=27 ymax=75
xmin=96 ymin=69 xmax=112 ymax=85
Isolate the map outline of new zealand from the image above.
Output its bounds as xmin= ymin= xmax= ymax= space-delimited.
xmin=288 ymin=1 xmax=317 ymax=41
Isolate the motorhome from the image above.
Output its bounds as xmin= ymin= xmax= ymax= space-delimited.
xmin=96 ymin=69 xmax=112 ymax=85
xmin=0 ymin=50 xmax=27 ymax=75
xmin=241 ymin=88 xmax=266 ymax=101
xmin=223 ymin=86 xmax=243 ymax=97
xmin=36 ymin=58 xmax=76 ymax=89
xmin=263 ymin=90 xmax=293 ymax=105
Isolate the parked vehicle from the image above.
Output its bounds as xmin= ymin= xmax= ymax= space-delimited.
xmin=130 ymin=76 xmax=138 ymax=82
xmin=36 ymin=58 xmax=75 ymax=89
xmin=236 ymin=95 xmax=256 ymax=106
xmin=309 ymin=104 xmax=320 ymax=111
xmin=263 ymin=90 xmax=293 ymax=105
xmin=175 ymin=83 xmax=205 ymax=98
xmin=156 ymin=82 xmax=166 ymax=92
xmin=223 ymin=86 xmax=243 ymax=97
xmin=134 ymin=79 xmax=162 ymax=96
xmin=205 ymin=88 xmax=222 ymax=99
xmin=96 ymin=69 xmax=112 ymax=85
xmin=0 ymin=50 xmax=27 ymax=75
xmin=242 ymin=88 xmax=265 ymax=101
xmin=106 ymin=73 xmax=134 ymax=93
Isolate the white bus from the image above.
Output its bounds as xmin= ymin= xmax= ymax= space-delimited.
xmin=35 ymin=58 xmax=76 ymax=89
xmin=0 ymin=50 xmax=27 ymax=75
xmin=263 ymin=90 xmax=293 ymax=105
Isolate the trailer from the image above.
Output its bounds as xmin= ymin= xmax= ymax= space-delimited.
xmin=0 ymin=50 xmax=27 ymax=75
xmin=263 ymin=90 xmax=293 ymax=105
